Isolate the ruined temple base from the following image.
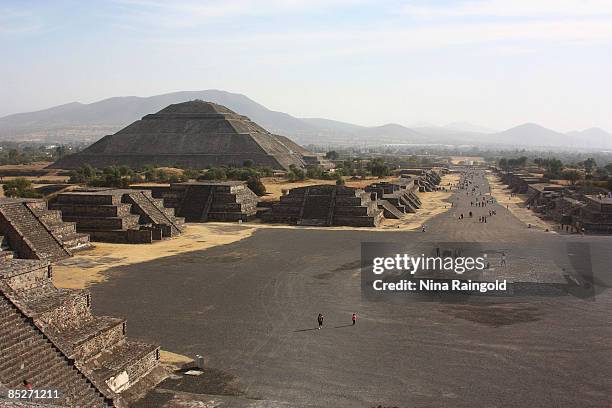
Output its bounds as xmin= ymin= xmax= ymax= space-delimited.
xmin=487 ymin=174 xmax=557 ymax=232
xmin=381 ymin=173 xmax=460 ymax=230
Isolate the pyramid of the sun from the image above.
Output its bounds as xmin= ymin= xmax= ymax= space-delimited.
xmin=50 ymin=100 xmax=310 ymax=170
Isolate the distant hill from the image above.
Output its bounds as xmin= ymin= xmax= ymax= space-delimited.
xmin=0 ymin=90 xmax=315 ymax=143
xmin=566 ymin=128 xmax=612 ymax=150
xmin=0 ymin=90 xmax=610 ymax=149
xmin=492 ymin=123 xmax=612 ymax=149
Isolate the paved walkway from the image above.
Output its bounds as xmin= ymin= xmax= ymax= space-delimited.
xmin=90 ymin=170 xmax=611 ymax=408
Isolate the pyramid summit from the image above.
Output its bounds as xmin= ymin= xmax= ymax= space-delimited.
xmin=50 ymin=100 xmax=312 ymax=170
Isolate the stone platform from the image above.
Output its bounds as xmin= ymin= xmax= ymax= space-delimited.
xmin=261 ymin=184 xmax=384 ymax=227
xmin=50 ymin=189 xmax=185 ymax=244
xmin=140 ymin=181 xmax=259 ymax=222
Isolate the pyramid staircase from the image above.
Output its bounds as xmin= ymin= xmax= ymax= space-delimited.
xmin=263 ymin=185 xmax=383 ymax=227
xmin=0 ymin=260 xmax=162 ymax=407
xmin=50 ymin=189 xmax=184 ymax=243
xmin=0 ymin=290 xmax=111 ymax=407
xmin=0 ymin=200 xmax=90 ymax=263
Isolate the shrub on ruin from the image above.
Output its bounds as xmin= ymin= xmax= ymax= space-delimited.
xmin=183 ymin=168 xmax=202 ymax=180
xmin=258 ymin=166 xmax=274 ymax=177
xmin=247 ymin=176 xmax=266 ymax=196
xmin=69 ymin=164 xmax=98 ymax=184
xmin=200 ymin=167 xmax=228 ymax=180
xmin=287 ymin=165 xmax=306 ymax=182
xmin=3 ymin=178 xmax=42 ymax=198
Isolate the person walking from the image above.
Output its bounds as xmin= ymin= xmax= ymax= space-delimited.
xmin=352 ymin=313 xmax=357 ymax=326
xmin=317 ymin=313 xmax=324 ymax=330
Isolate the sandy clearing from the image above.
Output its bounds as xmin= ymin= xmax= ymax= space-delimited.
xmin=52 ymin=223 xmax=257 ymax=289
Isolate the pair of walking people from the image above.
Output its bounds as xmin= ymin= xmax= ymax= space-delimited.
xmin=317 ymin=313 xmax=357 ymax=329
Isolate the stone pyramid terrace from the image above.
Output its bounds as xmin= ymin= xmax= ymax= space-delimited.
xmin=0 ymin=258 xmax=163 ymax=407
xmin=1 ymin=285 xmax=111 ymax=407
xmin=142 ymin=181 xmax=259 ymax=222
xmin=0 ymin=198 xmax=91 ymax=263
xmin=49 ymin=100 xmax=312 ymax=171
xmin=365 ymin=177 xmax=423 ymax=218
xmin=261 ymin=184 xmax=384 ymax=227
xmin=50 ymin=189 xmax=185 ymax=243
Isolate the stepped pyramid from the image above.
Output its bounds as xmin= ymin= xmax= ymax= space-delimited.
xmin=50 ymin=100 xmax=311 ymax=170
xmin=50 ymin=188 xmax=185 ymax=243
xmin=0 ymin=198 xmax=91 ymax=262
xmin=261 ymin=184 xmax=384 ymax=227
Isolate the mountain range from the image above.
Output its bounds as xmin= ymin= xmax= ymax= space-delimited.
xmin=0 ymin=90 xmax=610 ymax=150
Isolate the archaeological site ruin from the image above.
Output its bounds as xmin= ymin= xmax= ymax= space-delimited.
xmin=261 ymin=184 xmax=385 ymax=227
xmin=500 ymin=170 xmax=612 ymax=234
xmin=365 ymin=176 xmax=423 ymax=219
xmin=140 ymin=181 xmax=259 ymax=222
xmin=49 ymin=189 xmax=185 ymax=243
xmin=1 ymin=201 xmax=164 ymax=406
xmin=50 ymin=100 xmax=319 ymax=171
xmin=0 ymin=198 xmax=90 ymax=262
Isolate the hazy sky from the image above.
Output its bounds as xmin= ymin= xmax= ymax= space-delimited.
xmin=1 ymin=0 xmax=611 ymax=131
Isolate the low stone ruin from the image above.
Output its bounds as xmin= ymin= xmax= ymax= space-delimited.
xmin=365 ymin=177 xmax=422 ymax=219
xmin=498 ymin=170 xmax=612 ymax=234
xmin=578 ymin=195 xmax=612 ymax=233
xmin=141 ymin=181 xmax=259 ymax=222
xmin=50 ymin=189 xmax=185 ymax=243
xmin=500 ymin=172 xmax=546 ymax=194
xmin=398 ymin=169 xmax=443 ymax=192
xmin=261 ymin=184 xmax=383 ymax=227
xmin=0 ymin=198 xmax=90 ymax=262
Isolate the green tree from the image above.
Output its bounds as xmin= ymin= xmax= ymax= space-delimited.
xmin=3 ymin=178 xmax=42 ymax=198
xmin=561 ymin=169 xmax=581 ymax=185
xmin=367 ymin=158 xmax=390 ymax=177
xmin=287 ymin=165 xmax=306 ymax=182
xmin=325 ymin=151 xmax=339 ymax=160
xmin=582 ymin=158 xmax=596 ymax=178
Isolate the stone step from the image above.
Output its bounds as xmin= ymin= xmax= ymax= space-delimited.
xmin=0 ymin=295 xmax=109 ymax=407
xmin=0 ymin=202 xmax=71 ymax=262
xmin=67 ymin=316 xmax=126 ymax=361
xmin=89 ymin=340 xmax=159 ymax=394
